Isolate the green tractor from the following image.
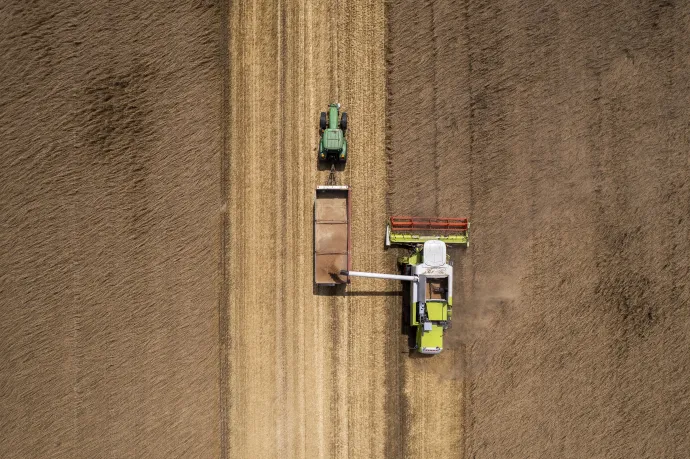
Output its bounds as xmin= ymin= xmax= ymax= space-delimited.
xmin=319 ymin=103 xmax=348 ymax=163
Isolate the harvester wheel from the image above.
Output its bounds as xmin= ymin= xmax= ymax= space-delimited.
xmin=320 ymin=112 xmax=327 ymax=130
xmin=340 ymin=112 xmax=348 ymax=131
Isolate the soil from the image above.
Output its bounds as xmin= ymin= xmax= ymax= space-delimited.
xmin=387 ymin=0 xmax=690 ymax=458
xmin=0 ymin=2 xmax=222 ymax=457
xmin=2 ymin=1 xmax=689 ymax=458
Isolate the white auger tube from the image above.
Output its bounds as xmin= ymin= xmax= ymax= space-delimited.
xmin=340 ymin=270 xmax=418 ymax=282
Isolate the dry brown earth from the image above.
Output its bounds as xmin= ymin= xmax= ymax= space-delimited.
xmin=1 ymin=2 xmax=222 ymax=457
xmin=4 ymin=1 xmax=690 ymax=458
xmin=388 ymin=0 xmax=690 ymax=457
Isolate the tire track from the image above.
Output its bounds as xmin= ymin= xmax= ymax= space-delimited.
xmin=227 ymin=1 xmax=388 ymax=457
xmin=219 ymin=0 xmax=230 ymax=457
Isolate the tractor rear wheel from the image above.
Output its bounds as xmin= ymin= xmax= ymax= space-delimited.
xmin=340 ymin=112 xmax=348 ymax=131
xmin=320 ymin=112 xmax=327 ymax=130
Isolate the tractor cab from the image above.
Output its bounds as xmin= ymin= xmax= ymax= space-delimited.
xmin=319 ymin=103 xmax=348 ymax=163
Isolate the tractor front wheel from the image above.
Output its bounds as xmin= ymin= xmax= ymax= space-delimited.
xmin=320 ymin=112 xmax=327 ymax=130
xmin=340 ymin=112 xmax=348 ymax=131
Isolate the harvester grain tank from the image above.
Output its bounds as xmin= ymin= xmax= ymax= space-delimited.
xmin=343 ymin=217 xmax=469 ymax=354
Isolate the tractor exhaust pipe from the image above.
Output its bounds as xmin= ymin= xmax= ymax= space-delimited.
xmin=340 ymin=270 xmax=418 ymax=282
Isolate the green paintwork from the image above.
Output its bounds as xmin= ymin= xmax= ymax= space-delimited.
xmin=416 ymin=324 xmax=444 ymax=350
xmin=425 ymin=302 xmax=447 ymax=321
xmin=322 ymin=129 xmax=344 ymax=151
xmin=401 ymin=245 xmax=451 ymax=353
xmin=328 ymin=104 xmax=339 ymax=129
xmin=398 ymin=248 xmax=422 ymax=267
xmin=318 ymin=103 xmax=347 ymax=163
xmin=389 ymin=232 xmax=468 ymax=245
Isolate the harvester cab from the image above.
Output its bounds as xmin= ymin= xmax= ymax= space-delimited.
xmin=342 ymin=216 xmax=469 ymax=355
xmin=319 ymin=103 xmax=348 ymax=164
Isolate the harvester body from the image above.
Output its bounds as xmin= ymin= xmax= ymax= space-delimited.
xmin=344 ymin=217 xmax=468 ymax=355
xmin=319 ymin=103 xmax=348 ymax=163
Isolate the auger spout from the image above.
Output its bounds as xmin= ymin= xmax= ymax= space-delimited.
xmin=340 ymin=270 xmax=418 ymax=282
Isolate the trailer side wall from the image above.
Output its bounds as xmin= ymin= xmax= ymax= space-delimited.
xmin=314 ymin=187 xmax=350 ymax=285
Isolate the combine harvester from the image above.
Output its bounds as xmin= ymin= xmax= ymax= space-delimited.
xmin=343 ymin=217 xmax=469 ymax=355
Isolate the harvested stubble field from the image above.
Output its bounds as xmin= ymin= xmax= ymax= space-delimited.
xmin=1 ymin=1 xmax=689 ymax=458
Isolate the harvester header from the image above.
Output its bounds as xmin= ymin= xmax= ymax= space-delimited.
xmin=386 ymin=216 xmax=469 ymax=247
